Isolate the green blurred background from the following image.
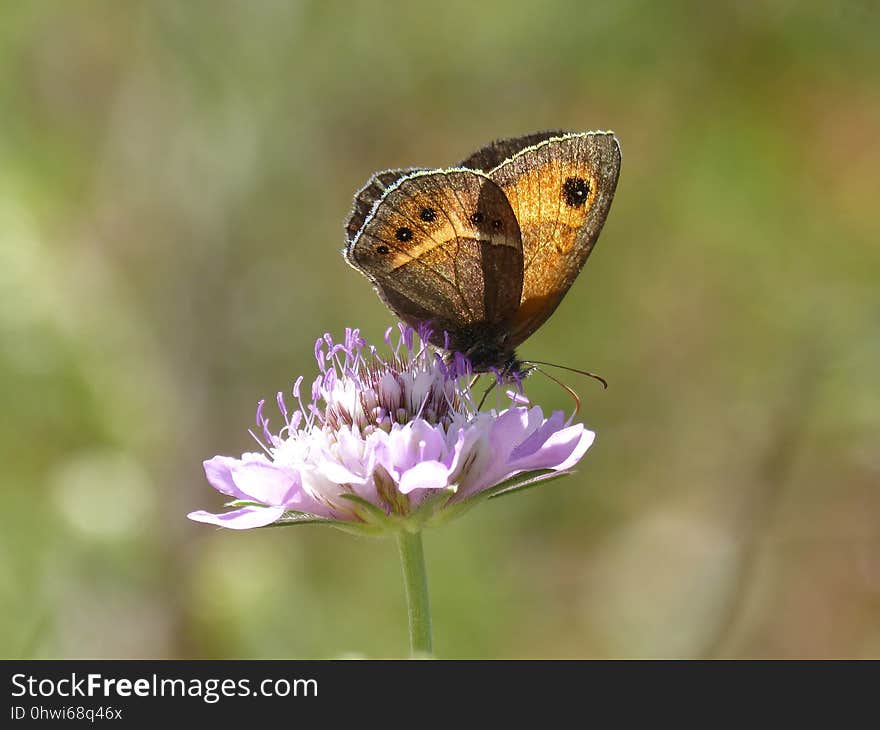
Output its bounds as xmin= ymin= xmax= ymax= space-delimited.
xmin=2 ymin=0 xmax=878 ymax=659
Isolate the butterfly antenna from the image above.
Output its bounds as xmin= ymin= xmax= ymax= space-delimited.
xmin=523 ymin=360 xmax=608 ymax=389
xmin=533 ymin=366 xmax=581 ymax=418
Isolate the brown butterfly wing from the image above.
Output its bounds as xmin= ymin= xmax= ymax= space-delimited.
xmin=345 ymin=168 xmax=426 ymax=243
xmin=458 ymin=130 xmax=565 ymax=173
xmin=488 ymin=131 xmax=621 ymax=348
xmin=344 ymin=170 xmax=523 ymax=357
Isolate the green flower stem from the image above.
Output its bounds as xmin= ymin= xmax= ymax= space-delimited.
xmin=397 ymin=529 xmax=433 ymax=657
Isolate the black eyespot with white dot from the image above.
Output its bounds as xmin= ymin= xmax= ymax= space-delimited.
xmin=470 ymin=212 xmax=485 ymax=224
xmin=395 ymin=227 xmax=413 ymax=242
xmin=562 ymin=176 xmax=590 ymax=208
xmin=419 ymin=207 xmax=436 ymax=222
xmin=376 ymin=245 xmax=390 ymax=254
xmin=492 ymin=219 xmax=503 ymax=230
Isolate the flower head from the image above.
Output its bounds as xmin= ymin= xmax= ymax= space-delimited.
xmin=188 ymin=325 xmax=595 ymax=533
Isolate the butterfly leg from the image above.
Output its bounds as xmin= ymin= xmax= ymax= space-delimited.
xmin=477 ymin=378 xmax=498 ymax=411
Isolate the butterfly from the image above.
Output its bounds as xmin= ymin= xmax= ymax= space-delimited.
xmin=343 ymin=130 xmax=621 ymax=379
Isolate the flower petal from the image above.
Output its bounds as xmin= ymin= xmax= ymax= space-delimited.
xmin=316 ymin=457 xmax=368 ymax=486
xmin=187 ymin=505 xmax=286 ymax=530
xmin=455 ymin=409 xmax=530 ymax=496
xmin=387 ymin=420 xmax=447 ymax=475
xmin=398 ymin=460 xmax=453 ymax=494
xmin=203 ymin=455 xmax=251 ymax=499
xmin=509 ymin=409 xmax=566 ymax=462
xmin=511 ymin=425 xmax=595 ymax=473
xmin=230 ymin=461 xmax=300 ymax=506
xmin=553 ymin=428 xmax=596 ymax=472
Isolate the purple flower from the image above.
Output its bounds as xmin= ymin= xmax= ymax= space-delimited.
xmin=188 ymin=325 xmax=595 ymax=533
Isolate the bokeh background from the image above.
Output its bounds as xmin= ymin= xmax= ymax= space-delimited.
xmin=2 ymin=0 xmax=878 ymax=659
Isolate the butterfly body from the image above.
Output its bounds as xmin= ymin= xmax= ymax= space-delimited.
xmin=343 ymin=131 xmax=621 ymax=377
xmin=445 ymin=322 xmax=522 ymax=376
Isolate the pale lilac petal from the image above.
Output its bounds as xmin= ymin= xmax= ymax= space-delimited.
xmin=344 ymin=433 xmax=383 ymax=504
xmin=388 ymin=422 xmax=430 ymax=475
xmin=292 ymin=479 xmax=342 ymax=519
xmin=369 ymin=435 xmax=398 ymax=482
xmin=458 ymin=409 xmax=531 ymax=495
xmin=509 ymin=409 xmax=566 ymax=462
xmin=399 ymin=460 xmax=453 ymax=494
xmin=336 ymin=428 xmax=372 ymax=473
xmin=203 ymin=455 xmax=250 ymax=499
xmin=187 ymin=505 xmax=285 ymax=530
xmin=440 ymin=424 xmax=472 ymax=474
xmin=490 ymin=407 xmax=531 ymax=447
xmin=509 ymin=424 xmax=595 ymax=473
xmin=316 ymin=457 xmax=367 ymax=486
xmin=552 ymin=428 xmax=595 ymax=472
xmin=387 ymin=420 xmax=446 ymax=473
xmin=414 ymin=421 xmax=447 ymax=462
xmin=456 ymin=408 xmax=594 ymax=500
xmin=445 ymin=420 xmax=489 ymax=485
xmin=493 ymin=408 xmax=537 ymax=457
xmin=381 ymin=428 xmax=408 ymax=479
xmin=231 ymin=462 xmax=300 ymax=506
